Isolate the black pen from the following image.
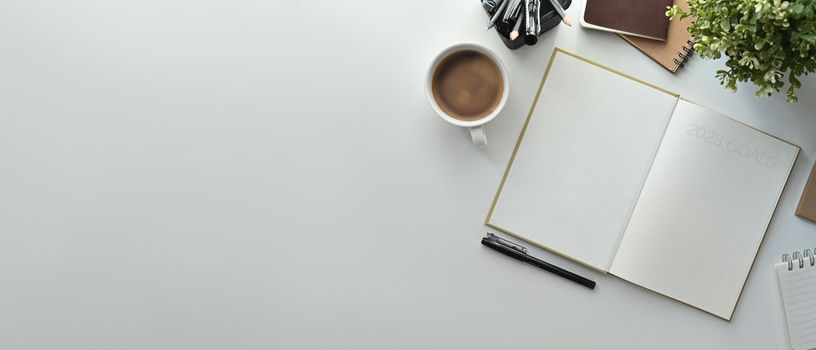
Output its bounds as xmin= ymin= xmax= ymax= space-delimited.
xmin=481 ymin=233 xmax=596 ymax=289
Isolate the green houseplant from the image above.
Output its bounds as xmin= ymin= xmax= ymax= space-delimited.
xmin=668 ymin=0 xmax=816 ymax=102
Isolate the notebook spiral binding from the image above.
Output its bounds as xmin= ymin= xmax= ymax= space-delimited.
xmin=783 ymin=249 xmax=816 ymax=271
xmin=672 ymin=40 xmax=696 ymax=68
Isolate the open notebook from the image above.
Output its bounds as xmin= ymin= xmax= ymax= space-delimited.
xmin=486 ymin=48 xmax=799 ymax=320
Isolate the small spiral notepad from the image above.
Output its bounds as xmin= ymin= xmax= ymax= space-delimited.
xmin=777 ymin=249 xmax=816 ymax=350
xmin=619 ymin=0 xmax=695 ymax=73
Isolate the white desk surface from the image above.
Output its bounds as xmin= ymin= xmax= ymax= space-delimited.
xmin=1 ymin=1 xmax=815 ymax=349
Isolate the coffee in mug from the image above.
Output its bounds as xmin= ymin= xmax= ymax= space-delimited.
xmin=431 ymin=50 xmax=505 ymax=121
xmin=426 ymin=43 xmax=509 ymax=146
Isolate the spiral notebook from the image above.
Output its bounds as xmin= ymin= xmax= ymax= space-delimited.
xmin=776 ymin=250 xmax=816 ymax=350
xmin=486 ymin=48 xmax=799 ymax=320
xmin=619 ymin=0 xmax=694 ymax=73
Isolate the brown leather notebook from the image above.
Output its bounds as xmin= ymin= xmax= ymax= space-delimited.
xmin=619 ymin=0 xmax=694 ymax=72
xmin=581 ymin=0 xmax=673 ymax=40
xmin=797 ymin=163 xmax=816 ymax=223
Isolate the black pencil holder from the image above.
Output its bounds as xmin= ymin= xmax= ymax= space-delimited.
xmin=484 ymin=0 xmax=571 ymax=50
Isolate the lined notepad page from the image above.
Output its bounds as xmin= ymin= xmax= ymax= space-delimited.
xmin=777 ymin=262 xmax=816 ymax=350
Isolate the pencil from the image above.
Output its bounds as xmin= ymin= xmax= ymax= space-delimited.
xmin=546 ymin=0 xmax=572 ymax=26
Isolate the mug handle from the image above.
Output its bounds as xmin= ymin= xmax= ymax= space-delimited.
xmin=470 ymin=126 xmax=487 ymax=147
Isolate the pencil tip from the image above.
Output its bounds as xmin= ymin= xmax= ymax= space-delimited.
xmin=563 ymin=16 xmax=573 ymax=26
xmin=509 ymin=31 xmax=518 ymax=40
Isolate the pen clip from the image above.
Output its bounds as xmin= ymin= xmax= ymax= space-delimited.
xmin=485 ymin=233 xmax=528 ymax=254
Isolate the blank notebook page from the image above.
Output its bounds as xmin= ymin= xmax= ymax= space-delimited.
xmin=609 ymin=101 xmax=799 ymax=320
xmin=777 ymin=262 xmax=816 ymax=350
xmin=486 ymin=51 xmax=678 ymax=271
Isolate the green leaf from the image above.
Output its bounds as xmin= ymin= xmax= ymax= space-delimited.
xmin=681 ymin=0 xmax=816 ymax=103
xmin=721 ymin=18 xmax=732 ymax=31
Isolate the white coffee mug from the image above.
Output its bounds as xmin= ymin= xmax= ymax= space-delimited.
xmin=425 ymin=43 xmax=509 ymax=147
